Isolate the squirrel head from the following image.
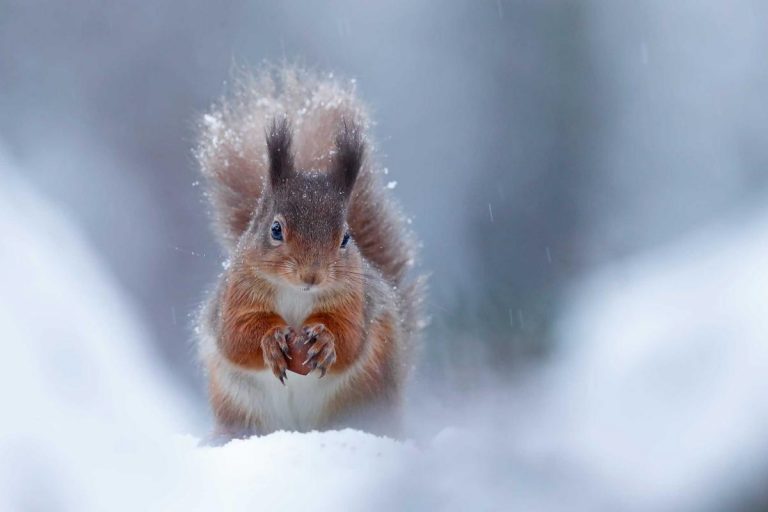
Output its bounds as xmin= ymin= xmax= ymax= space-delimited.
xmin=239 ymin=117 xmax=365 ymax=292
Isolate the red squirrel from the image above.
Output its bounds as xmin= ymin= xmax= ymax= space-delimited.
xmin=194 ymin=67 xmax=425 ymax=439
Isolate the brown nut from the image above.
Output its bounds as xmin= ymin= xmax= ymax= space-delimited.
xmin=285 ymin=335 xmax=312 ymax=375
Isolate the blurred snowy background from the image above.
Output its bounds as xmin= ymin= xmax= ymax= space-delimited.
xmin=1 ymin=1 xmax=767 ymax=510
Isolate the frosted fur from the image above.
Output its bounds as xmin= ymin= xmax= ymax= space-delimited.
xmin=194 ymin=65 xmax=426 ymax=437
xmin=195 ymin=66 xmax=417 ymax=287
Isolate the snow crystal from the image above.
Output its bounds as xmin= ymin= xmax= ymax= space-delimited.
xmin=202 ymin=113 xmax=222 ymax=130
xmin=386 ymin=180 xmax=397 ymax=190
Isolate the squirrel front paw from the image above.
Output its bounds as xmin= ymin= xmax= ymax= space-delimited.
xmin=301 ymin=323 xmax=337 ymax=378
xmin=261 ymin=326 xmax=296 ymax=384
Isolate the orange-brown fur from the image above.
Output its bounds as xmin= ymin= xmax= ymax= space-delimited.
xmin=195 ymin=66 xmax=425 ymax=439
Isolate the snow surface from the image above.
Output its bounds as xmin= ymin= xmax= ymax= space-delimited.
xmin=0 ymin=147 xmax=197 ymax=510
xmin=1 ymin=143 xmax=767 ymax=511
xmin=550 ymin=211 xmax=768 ymax=510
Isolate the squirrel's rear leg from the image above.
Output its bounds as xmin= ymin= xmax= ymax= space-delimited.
xmin=205 ymin=365 xmax=262 ymax=444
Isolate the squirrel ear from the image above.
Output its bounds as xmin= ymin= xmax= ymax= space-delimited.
xmin=332 ymin=119 xmax=365 ymax=195
xmin=266 ymin=117 xmax=294 ymax=188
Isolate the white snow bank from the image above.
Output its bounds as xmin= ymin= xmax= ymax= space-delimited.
xmin=550 ymin=209 xmax=768 ymax=510
xmin=181 ymin=429 xmax=416 ymax=510
xmin=0 ymin=148 xmax=199 ymax=510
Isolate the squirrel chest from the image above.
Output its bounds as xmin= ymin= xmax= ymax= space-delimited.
xmin=246 ymin=286 xmax=344 ymax=430
xmin=274 ymin=285 xmax=315 ymax=328
xmin=245 ymin=364 xmax=345 ymax=432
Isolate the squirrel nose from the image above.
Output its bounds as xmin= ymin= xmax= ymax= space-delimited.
xmin=300 ymin=270 xmax=324 ymax=287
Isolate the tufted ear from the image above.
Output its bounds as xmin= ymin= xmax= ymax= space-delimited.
xmin=266 ymin=117 xmax=294 ymax=188
xmin=332 ymin=118 xmax=365 ymax=195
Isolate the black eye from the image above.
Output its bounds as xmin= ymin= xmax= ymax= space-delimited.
xmin=340 ymin=232 xmax=350 ymax=248
xmin=271 ymin=220 xmax=283 ymax=241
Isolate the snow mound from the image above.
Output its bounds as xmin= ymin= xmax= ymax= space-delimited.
xmin=551 ymin=209 xmax=768 ymax=510
xmin=0 ymin=148 xmax=196 ymax=510
xmin=181 ymin=429 xmax=416 ymax=511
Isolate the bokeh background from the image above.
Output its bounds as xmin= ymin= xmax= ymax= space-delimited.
xmin=2 ymin=1 xmax=767 ymax=510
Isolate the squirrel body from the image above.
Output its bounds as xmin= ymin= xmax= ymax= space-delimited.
xmin=195 ymin=67 xmax=424 ymax=439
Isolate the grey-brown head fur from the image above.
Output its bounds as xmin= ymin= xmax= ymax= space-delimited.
xmin=261 ymin=117 xmax=364 ymax=259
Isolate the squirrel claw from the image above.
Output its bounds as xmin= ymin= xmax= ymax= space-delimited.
xmin=261 ymin=326 xmax=291 ymax=384
xmin=302 ymin=332 xmax=315 ymax=346
xmin=315 ymin=351 xmax=336 ymax=378
xmin=282 ymin=326 xmax=299 ymax=359
xmin=299 ymin=323 xmax=337 ymax=378
xmin=278 ymin=336 xmax=292 ymax=360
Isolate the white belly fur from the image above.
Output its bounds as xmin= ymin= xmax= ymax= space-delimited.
xmin=202 ymin=284 xmax=354 ymax=431
xmin=234 ymin=367 xmax=347 ymax=431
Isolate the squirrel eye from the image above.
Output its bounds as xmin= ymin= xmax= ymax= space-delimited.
xmin=270 ymin=220 xmax=283 ymax=242
xmin=340 ymin=232 xmax=350 ymax=248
